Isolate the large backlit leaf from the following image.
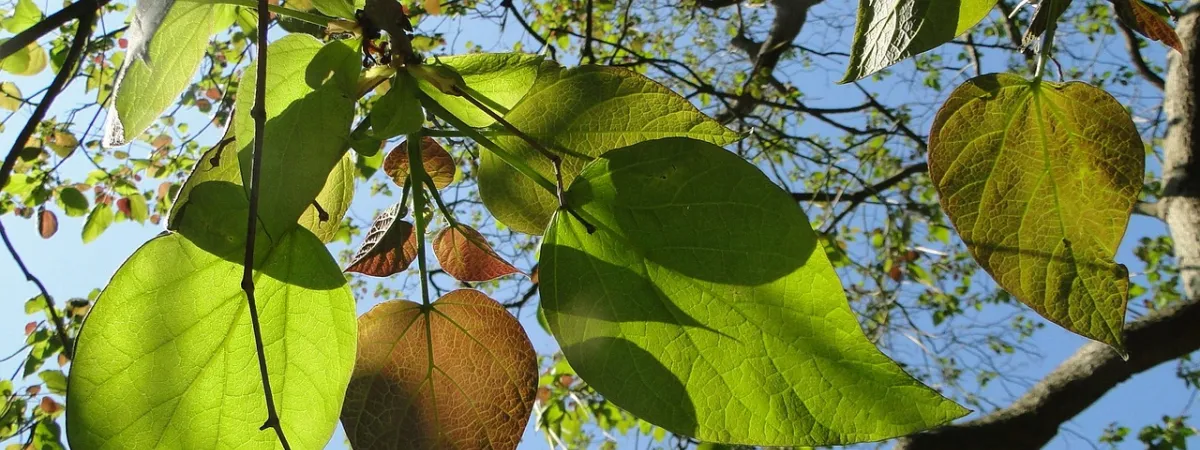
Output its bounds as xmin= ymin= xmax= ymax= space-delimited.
xmin=311 ymin=0 xmax=361 ymax=19
xmin=541 ymin=138 xmax=966 ymax=446
xmin=370 ymin=72 xmax=424 ymax=140
xmin=383 ymin=137 xmax=456 ymax=189
xmin=167 ymin=130 xmax=240 ymax=229
xmin=432 ymin=225 xmax=520 ymax=282
xmin=346 ymin=202 xmax=419 ymax=277
xmin=341 ymin=290 xmax=537 ymax=449
xmin=66 ymin=228 xmax=356 ymax=449
xmin=840 ymin=0 xmax=997 ymax=82
xmin=928 ymin=74 xmax=1142 ymax=349
xmin=417 ymin=53 xmax=545 ymax=128
xmin=101 ymin=1 xmax=229 ymax=146
xmin=478 ymin=66 xmax=741 ymax=234
xmin=234 ymin=35 xmax=359 ymax=240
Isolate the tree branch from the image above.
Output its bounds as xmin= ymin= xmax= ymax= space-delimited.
xmin=896 ymin=298 xmax=1200 ymax=450
xmin=792 ymin=162 xmax=928 ymax=202
xmin=1116 ymin=18 xmax=1165 ymax=91
xmin=241 ymin=1 xmax=290 ymax=447
xmin=0 ymin=0 xmax=112 ymax=61
xmin=0 ymin=220 xmax=72 ymax=359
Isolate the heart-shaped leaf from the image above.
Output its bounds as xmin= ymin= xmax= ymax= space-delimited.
xmin=416 ymin=53 xmax=546 ymax=128
xmin=346 ymin=203 xmax=419 ymax=277
xmin=383 ymin=137 xmax=456 ymax=189
xmin=432 ymin=225 xmax=520 ymax=282
xmin=341 ymin=289 xmax=537 ymax=449
xmin=928 ymin=73 xmax=1143 ymax=350
xmin=541 ymin=137 xmax=967 ymax=446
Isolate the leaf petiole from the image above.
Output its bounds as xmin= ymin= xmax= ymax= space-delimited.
xmin=407 ymin=130 xmax=432 ymax=307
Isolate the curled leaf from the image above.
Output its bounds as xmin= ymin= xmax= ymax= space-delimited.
xmin=346 ymin=203 xmax=419 ymax=277
xmin=341 ymin=289 xmax=537 ymax=450
xmin=432 ymin=225 xmax=520 ymax=282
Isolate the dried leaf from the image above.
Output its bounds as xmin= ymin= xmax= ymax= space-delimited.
xmin=1113 ymin=0 xmax=1182 ymax=52
xmin=346 ymin=203 xmax=419 ymax=277
xmin=382 ymin=137 xmax=456 ymax=189
xmin=433 ymin=225 xmax=519 ymax=282
xmin=424 ymin=0 xmax=441 ymax=15
xmin=37 ymin=208 xmax=57 ymax=239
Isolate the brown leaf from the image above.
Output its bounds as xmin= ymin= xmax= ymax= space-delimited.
xmin=205 ymin=87 xmax=222 ymax=100
xmin=424 ymin=0 xmax=441 ymax=15
xmin=37 ymin=209 xmax=57 ymax=239
xmin=150 ymin=134 xmax=173 ymax=149
xmin=26 ymin=385 xmax=40 ymax=396
xmin=382 ymin=137 xmax=456 ymax=190
xmin=116 ymin=197 xmax=132 ymax=218
xmin=887 ymin=264 xmax=902 ymax=282
xmin=346 ymin=203 xmax=419 ymax=277
xmin=1114 ymin=0 xmax=1183 ymax=52
xmin=24 ymin=322 xmax=36 ymax=336
xmin=39 ymin=397 xmax=59 ymax=414
xmin=341 ymin=290 xmax=537 ymax=450
xmin=432 ymin=225 xmax=520 ymax=282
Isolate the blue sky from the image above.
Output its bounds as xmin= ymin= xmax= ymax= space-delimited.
xmin=1 ymin=1 xmax=1197 ymax=449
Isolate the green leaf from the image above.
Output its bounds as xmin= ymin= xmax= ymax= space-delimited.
xmin=0 ymin=81 xmax=21 ymax=111
xmin=541 ymin=137 xmax=966 ymax=446
xmin=168 ymin=133 xmax=240 ymax=229
xmin=369 ymin=72 xmax=424 ymax=140
xmin=341 ymin=290 xmax=537 ymax=449
xmin=0 ymin=38 xmax=47 ymax=76
xmin=478 ymin=66 xmax=741 ymax=235
xmin=101 ymin=2 xmax=230 ymax=146
xmin=234 ymin=35 xmax=358 ymax=240
xmin=127 ymin=192 xmax=149 ymax=223
xmin=38 ymin=370 xmax=67 ymax=395
xmin=81 ymin=203 xmax=113 ymax=244
xmin=56 ymin=188 xmax=89 ymax=217
xmin=66 ymin=229 xmax=356 ymax=449
xmin=310 ymin=0 xmax=360 ymax=19
xmin=417 ymin=53 xmax=545 ymax=128
xmin=928 ymin=73 xmax=1143 ymax=350
xmin=840 ymin=0 xmax=997 ymax=82
xmin=299 ymin=153 xmax=355 ymax=243
xmin=2 ymin=0 xmax=40 ymax=33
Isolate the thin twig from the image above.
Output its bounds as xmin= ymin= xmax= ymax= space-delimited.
xmin=241 ymin=0 xmax=291 ymax=447
xmin=0 ymin=221 xmax=71 ymax=358
xmin=582 ymin=0 xmax=596 ymax=64
xmin=499 ymin=0 xmax=555 ymax=59
xmin=0 ymin=0 xmax=113 ymax=61
xmin=1 ymin=4 xmax=96 ymax=191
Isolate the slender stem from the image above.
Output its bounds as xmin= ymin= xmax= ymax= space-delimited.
xmin=240 ymin=2 xmax=291 ymax=448
xmin=1034 ymin=2 xmax=1059 ymax=81
xmin=423 ymin=176 xmax=458 ymax=228
xmin=418 ymin=93 xmax=558 ymax=195
xmin=2 ymin=5 xmax=94 ymax=193
xmin=423 ymin=128 xmax=509 ymax=138
xmin=0 ymin=220 xmax=71 ymax=359
xmin=181 ymin=0 xmax=334 ymax=26
xmin=408 ymin=130 xmax=432 ymax=306
xmin=0 ymin=0 xmax=112 ymax=62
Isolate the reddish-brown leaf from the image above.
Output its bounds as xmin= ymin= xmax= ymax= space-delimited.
xmin=887 ymin=263 xmax=902 ymax=282
xmin=24 ymin=322 xmax=36 ymax=335
xmin=382 ymin=137 xmax=456 ymax=189
xmin=40 ymin=397 xmax=59 ymax=414
xmin=58 ymin=353 xmax=69 ymax=366
xmin=157 ymin=182 xmax=172 ymax=201
xmin=150 ymin=134 xmax=173 ymax=149
xmin=341 ymin=290 xmax=537 ymax=450
xmin=432 ymin=225 xmax=520 ymax=282
xmin=346 ymin=203 xmax=419 ymax=277
xmin=115 ymin=197 xmax=131 ymax=218
xmin=26 ymin=385 xmax=40 ymax=396
xmin=37 ymin=209 xmax=57 ymax=239
xmin=1115 ymin=0 xmax=1183 ymax=52
xmin=205 ymin=87 xmax=222 ymax=100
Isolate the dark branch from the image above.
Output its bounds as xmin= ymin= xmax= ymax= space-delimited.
xmin=792 ymin=162 xmax=928 ymax=202
xmin=896 ymin=299 xmax=1200 ymax=450
xmin=582 ymin=0 xmax=595 ymax=64
xmin=499 ymin=0 xmax=556 ymax=60
xmin=0 ymin=221 xmax=72 ymax=359
xmin=242 ymin=1 xmax=291 ymax=448
xmin=1116 ymin=18 xmax=1165 ymax=91
xmin=0 ymin=0 xmax=112 ymax=61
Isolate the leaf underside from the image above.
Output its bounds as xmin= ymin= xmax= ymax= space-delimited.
xmin=541 ymin=137 xmax=967 ymax=446
xmin=841 ymin=0 xmax=998 ymax=82
xmin=928 ymin=73 xmax=1143 ymax=350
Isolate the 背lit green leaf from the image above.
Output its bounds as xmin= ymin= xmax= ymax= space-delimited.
xmin=56 ymin=188 xmax=89 ymax=217
xmin=928 ymin=73 xmax=1143 ymax=350
xmin=1 ymin=39 xmax=47 ymax=76
xmin=66 ymin=227 xmax=356 ymax=449
xmin=478 ymin=66 xmax=741 ymax=234
xmin=37 ymin=370 xmax=67 ymax=395
xmin=168 ymin=131 xmax=240 ymax=229
xmin=310 ymin=0 xmax=361 ymax=19
xmin=417 ymin=53 xmax=545 ymax=128
xmin=840 ymin=0 xmax=997 ymax=82
xmin=81 ymin=203 xmax=113 ymax=244
xmin=369 ymin=72 xmax=424 ymax=140
xmin=101 ymin=2 xmax=231 ymax=146
xmin=234 ymin=35 xmax=358 ymax=240
xmin=299 ymin=153 xmax=355 ymax=242
xmin=541 ymin=137 xmax=967 ymax=446
xmin=0 ymin=81 xmax=21 ymax=110
xmin=2 ymin=0 xmax=40 ymax=32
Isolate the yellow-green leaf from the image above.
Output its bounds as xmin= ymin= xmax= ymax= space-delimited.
xmin=0 ymin=82 xmax=21 ymax=110
xmin=841 ymin=0 xmax=997 ymax=82
xmin=928 ymin=73 xmax=1143 ymax=350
